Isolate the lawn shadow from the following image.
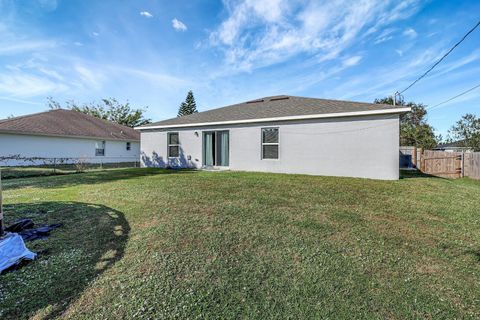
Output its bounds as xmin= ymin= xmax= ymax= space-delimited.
xmin=399 ymin=169 xmax=448 ymax=180
xmin=464 ymin=249 xmax=480 ymax=262
xmin=2 ymin=168 xmax=197 ymax=191
xmin=0 ymin=201 xmax=130 ymax=319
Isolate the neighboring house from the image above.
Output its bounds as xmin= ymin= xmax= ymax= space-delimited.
xmin=434 ymin=140 xmax=473 ymax=152
xmin=137 ymin=95 xmax=410 ymax=180
xmin=0 ymin=109 xmax=140 ymax=166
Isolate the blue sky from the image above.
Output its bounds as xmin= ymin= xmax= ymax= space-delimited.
xmin=0 ymin=0 xmax=479 ymax=136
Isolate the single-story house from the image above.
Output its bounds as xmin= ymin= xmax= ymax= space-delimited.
xmin=434 ymin=140 xmax=472 ymax=152
xmin=137 ymin=95 xmax=410 ymax=180
xmin=0 ymin=109 xmax=140 ymax=166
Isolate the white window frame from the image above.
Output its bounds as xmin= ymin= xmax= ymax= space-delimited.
xmin=126 ymin=142 xmax=131 ymax=151
xmin=261 ymin=127 xmax=279 ymax=160
xmin=167 ymin=132 xmax=180 ymax=158
xmin=95 ymin=141 xmax=106 ymax=156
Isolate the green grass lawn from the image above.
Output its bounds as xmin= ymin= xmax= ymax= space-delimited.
xmin=0 ymin=169 xmax=479 ymax=319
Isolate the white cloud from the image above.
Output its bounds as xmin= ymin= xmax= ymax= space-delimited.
xmin=425 ymin=49 xmax=480 ymax=78
xmin=0 ymin=57 xmax=108 ymax=98
xmin=342 ymin=55 xmax=362 ymax=67
xmin=0 ymin=57 xmax=189 ymax=100
xmin=374 ymin=28 xmax=396 ymax=44
xmin=0 ymin=73 xmax=68 ymax=97
xmin=172 ymin=18 xmax=187 ymax=31
xmin=108 ymin=66 xmax=189 ymax=88
xmin=214 ymin=0 xmax=286 ymax=45
xmin=0 ymin=40 xmax=57 ymax=55
xmin=74 ymin=42 xmax=83 ymax=46
xmin=140 ymin=11 xmax=153 ymax=18
xmin=6 ymin=59 xmax=65 ymax=81
xmin=38 ymin=0 xmax=58 ymax=11
xmin=288 ymin=59 xmax=367 ymax=93
xmin=403 ymin=27 xmax=417 ymax=38
xmin=92 ymin=32 xmax=99 ymax=37
xmin=209 ymin=0 xmax=422 ymax=72
xmin=0 ymin=95 xmax=43 ymax=106
xmin=74 ymin=65 xmax=105 ymax=90
xmin=327 ymin=47 xmax=454 ymax=102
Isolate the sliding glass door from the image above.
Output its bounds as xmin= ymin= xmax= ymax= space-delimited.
xmin=216 ymin=131 xmax=229 ymax=167
xmin=203 ymin=131 xmax=229 ymax=167
xmin=203 ymin=132 xmax=215 ymax=166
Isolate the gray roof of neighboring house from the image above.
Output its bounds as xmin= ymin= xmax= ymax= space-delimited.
xmin=138 ymin=95 xmax=409 ymax=129
xmin=436 ymin=140 xmax=467 ymax=148
xmin=0 ymin=109 xmax=140 ymax=141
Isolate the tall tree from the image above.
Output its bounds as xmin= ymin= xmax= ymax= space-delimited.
xmin=47 ymin=97 xmax=151 ymax=127
xmin=448 ymin=113 xmax=480 ymax=151
xmin=374 ymin=97 xmax=438 ymax=149
xmin=177 ymin=90 xmax=198 ymax=117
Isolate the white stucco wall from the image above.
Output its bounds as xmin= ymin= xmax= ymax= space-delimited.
xmin=140 ymin=114 xmax=400 ymax=180
xmin=0 ymin=133 xmax=140 ymax=166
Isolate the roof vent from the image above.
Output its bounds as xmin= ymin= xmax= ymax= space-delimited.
xmin=246 ymin=99 xmax=265 ymax=104
xmin=269 ymin=96 xmax=289 ymax=101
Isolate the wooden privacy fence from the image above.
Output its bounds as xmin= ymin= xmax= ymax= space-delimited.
xmin=464 ymin=152 xmax=480 ymax=179
xmin=416 ymin=149 xmax=480 ymax=179
xmin=421 ymin=150 xmax=462 ymax=178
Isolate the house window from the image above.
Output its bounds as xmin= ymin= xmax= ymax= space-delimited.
xmin=95 ymin=141 xmax=105 ymax=156
xmin=261 ymin=128 xmax=279 ymax=159
xmin=126 ymin=142 xmax=131 ymax=151
xmin=168 ymin=132 xmax=180 ymax=157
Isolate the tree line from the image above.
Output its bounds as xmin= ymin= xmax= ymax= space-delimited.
xmin=375 ymin=97 xmax=480 ymax=151
xmin=47 ymin=97 xmax=152 ymax=128
xmin=47 ymin=90 xmax=198 ymax=128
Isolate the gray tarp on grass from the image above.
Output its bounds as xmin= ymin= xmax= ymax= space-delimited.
xmin=0 ymin=233 xmax=36 ymax=273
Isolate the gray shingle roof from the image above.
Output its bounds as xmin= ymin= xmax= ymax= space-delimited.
xmin=139 ymin=95 xmax=407 ymax=129
xmin=0 ymin=109 xmax=140 ymax=141
xmin=436 ymin=140 xmax=466 ymax=148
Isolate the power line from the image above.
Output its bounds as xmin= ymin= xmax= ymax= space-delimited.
xmin=399 ymin=20 xmax=480 ymax=94
xmin=428 ymin=83 xmax=480 ymax=110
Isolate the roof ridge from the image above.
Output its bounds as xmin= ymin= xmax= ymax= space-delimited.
xmin=281 ymin=95 xmax=393 ymax=107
